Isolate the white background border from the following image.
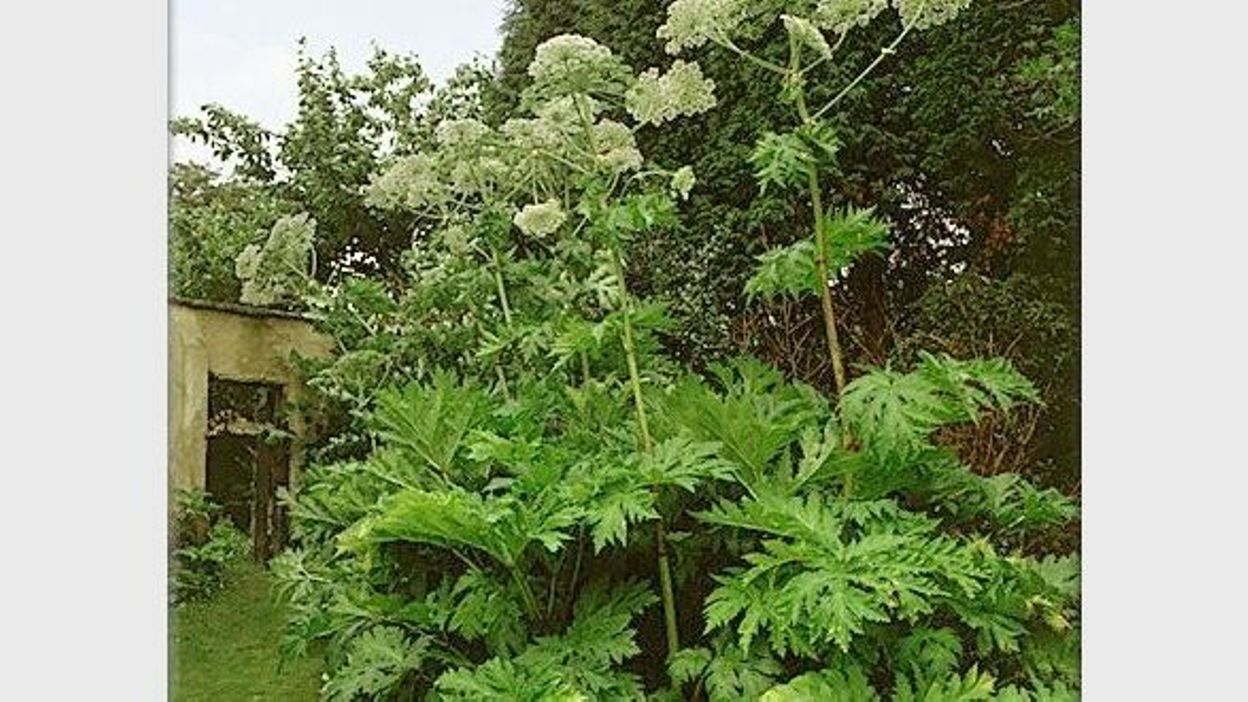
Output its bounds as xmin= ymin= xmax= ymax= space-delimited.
xmin=3 ymin=0 xmax=1247 ymax=697
xmin=1081 ymin=0 xmax=1247 ymax=696
xmin=2 ymin=0 xmax=167 ymax=697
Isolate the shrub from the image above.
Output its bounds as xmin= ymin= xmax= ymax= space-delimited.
xmin=170 ymin=489 xmax=251 ymax=604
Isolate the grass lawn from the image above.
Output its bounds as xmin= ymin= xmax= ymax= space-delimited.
xmin=170 ymin=562 xmax=322 ymax=701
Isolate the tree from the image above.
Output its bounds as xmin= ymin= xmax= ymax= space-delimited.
xmin=168 ymin=162 xmax=293 ymax=301
xmin=170 ymin=42 xmax=501 ymax=298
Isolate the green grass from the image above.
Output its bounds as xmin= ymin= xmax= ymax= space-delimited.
xmin=170 ymin=562 xmax=322 ymax=701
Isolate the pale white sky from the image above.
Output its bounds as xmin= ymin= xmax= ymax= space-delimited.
xmin=171 ymin=0 xmax=509 ymax=164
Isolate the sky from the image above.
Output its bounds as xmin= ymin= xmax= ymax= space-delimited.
xmin=171 ymin=0 xmax=510 ymax=163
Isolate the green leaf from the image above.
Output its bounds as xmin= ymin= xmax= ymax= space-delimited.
xmin=761 ymin=665 xmax=879 ymax=702
xmin=841 ymin=354 xmax=1039 ymax=465
xmin=589 ymin=485 xmax=657 ymax=553
xmin=749 ymin=122 xmax=840 ymax=193
xmin=893 ymin=666 xmax=996 ymax=702
xmin=895 ymin=627 xmax=964 ymax=684
xmin=343 ymin=488 xmax=520 ymax=565
xmin=745 ymin=239 xmax=819 ymax=300
xmin=822 ymin=206 xmax=891 ymax=271
xmin=668 ymin=647 xmax=713 ymax=684
xmin=322 ymin=626 xmax=429 ymax=702
xmin=370 ymin=371 xmax=491 ymax=480
xmin=745 ymin=208 xmax=890 ymax=300
xmin=664 ymin=357 xmax=827 ymax=486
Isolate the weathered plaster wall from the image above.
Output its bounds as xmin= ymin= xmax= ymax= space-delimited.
xmin=168 ymin=299 xmax=333 ymax=493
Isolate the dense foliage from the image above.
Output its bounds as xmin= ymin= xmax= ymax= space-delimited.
xmin=170 ymin=42 xmax=500 ymax=299
xmin=169 ymin=162 xmax=295 ymax=302
xmin=170 ymin=489 xmax=251 ymax=604
xmin=233 ymin=4 xmax=1086 ymax=699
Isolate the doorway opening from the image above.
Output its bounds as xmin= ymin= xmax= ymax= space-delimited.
xmin=204 ymin=376 xmax=291 ymax=561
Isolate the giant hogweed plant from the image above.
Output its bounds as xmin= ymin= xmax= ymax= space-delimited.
xmin=271 ymin=10 xmax=1079 ymax=701
xmin=276 ymin=32 xmax=726 ymax=698
xmin=283 ymin=36 xmax=711 ymax=465
xmin=658 ymin=0 xmax=977 ymax=397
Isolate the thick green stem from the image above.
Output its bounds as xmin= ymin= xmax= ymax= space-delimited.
xmin=490 ymin=249 xmax=514 ymax=400
xmin=612 ymin=250 xmax=680 ymax=657
xmin=806 ymin=167 xmax=848 ymax=396
xmin=618 ymin=306 xmax=654 ymax=451
xmin=792 ymin=81 xmax=848 ymax=397
xmin=812 ymin=4 xmax=923 ymax=121
xmin=655 ymin=519 xmax=680 ymax=654
xmin=491 ymin=249 xmax=514 ymax=326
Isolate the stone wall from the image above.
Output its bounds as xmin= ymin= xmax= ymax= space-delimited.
xmin=168 ymin=298 xmax=333 ymax=493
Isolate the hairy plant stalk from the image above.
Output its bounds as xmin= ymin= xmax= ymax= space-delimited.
xmin=786 ymin=8 xmax=926 ymax=396
xmin=654 ymin=519 xmax=679 ymax=649
xmin=612 ymin=250 xmax=680 ymax=657
xmin=568 ymin=526 xmax=586 ymax=603
xmin=796 ymin=81 xmax=853 ymax=476
xmin=618 ymin=298 xmax=655 ymax=451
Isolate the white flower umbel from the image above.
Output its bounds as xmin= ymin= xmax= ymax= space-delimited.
xmin=513 ymin=199 xmax=568 ymax=239
xmin=502 ymin=117 xmax=565 ymax=154
xmin=670 ymin=166 xmax=697 ymax=200
xmin=892 ymin=0 xmax=974 ymax=30
xmin=527 ymin=34 xmax=628 ymax=96
xmin=657 ymin=0 xmax=746 ymax=55
xmin=364 ymin=154 xmax=446 ymax=211
xmin=236 ymin=213 xmax=316 ymax=306
xmin=437 ymin=223 xmax=473 ymax=256
xmin=782 ymin=15 xmax=833 ymax=60
xmin=434 ymin=118 xmax=491 ymax=149
xmin=813 ymin=0 xmax=889 ymax=34
xmin=625 ymin=60 xmax=717 ymax=127
xmin=592 ymin=120 xmax=644 ymax=173
xmin=535 ymin=94 xmax=604 ymax=132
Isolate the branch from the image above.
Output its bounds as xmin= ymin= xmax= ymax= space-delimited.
xmin=711 ymin=37 xmax=788 ymax=76
xmin=812 ymin=4 xmax=925 ymax=121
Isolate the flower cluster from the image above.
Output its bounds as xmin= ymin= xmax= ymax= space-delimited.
xmin=536 ymin=94 xmax=600 ymax=125
xmin=361 ymin=32 xmax=714 ymax=255
xmin=656 ymin=0 xmax=745 ymax=55
xmin=433 ymin=118 xmax=491 ymax=149
xmin=813 ymin=0 xmax=889 ymax=35
xmin=501 ymin=115 xmax=565 ymax=155
xmin=235 ymin=213 xmax=316 ymax=306
xmin=592 ymin=120 xmax=643 ymax=173
xmin=513 ymin=199 xmax=567 ymax=238
xmin=364 ymin=153 xmax=447 ymax=211
xmin=782 ymin=14 xmax=832 ymax=59
xmin=670 ymin=166 xmax=697 ymax=201
xmin=527 ymin=34 xmax=629 ymax=96
xmin=437 ymin=222 xmax=473 ymax=256
xmin=625 ymin=60 xmax=717 ymax=126
xmin=893 ymin=0 xmax=974 ymax=30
